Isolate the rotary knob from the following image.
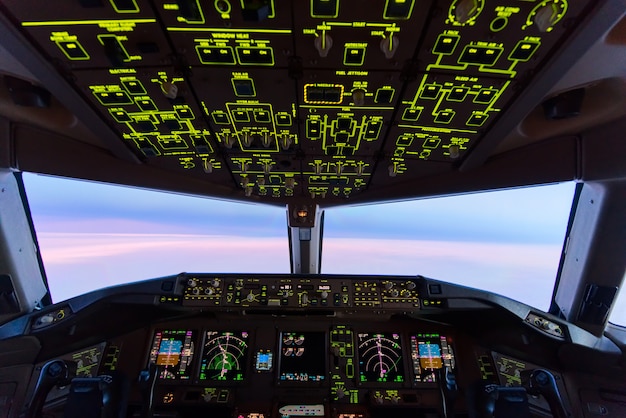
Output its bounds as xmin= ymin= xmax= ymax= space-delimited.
xmin=336 ymin=387 xmax=346 ymax=399
xmin=390 ymin=289 xmax=399 ymax=298
xmin=187 ymin=278 xmax=198 ymax=288
xmin=246 ymin=293 xmax=255 ymax=302
xmin=384 ymin=282 xmax=394 ymax=290
xmin=321 ymin=291 xmax=329 ymax=299
xmin=406 ymin=281 xmax=416 ymax=290
xmin=211 ymin=279 xmax=220 ymax=288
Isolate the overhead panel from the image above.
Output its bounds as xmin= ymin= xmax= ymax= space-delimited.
xmin=1 ymin=0 xmax=596 ymax=205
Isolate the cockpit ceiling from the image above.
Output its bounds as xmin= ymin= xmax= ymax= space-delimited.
xmin=0 ymin=1 xmax=618 ymax=206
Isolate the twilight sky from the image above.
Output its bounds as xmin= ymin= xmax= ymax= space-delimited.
xmin=21 ymin=173 xmax=624 ymax=324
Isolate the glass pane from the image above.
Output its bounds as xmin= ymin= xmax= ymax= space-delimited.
xmin=23 ymin=173 xmax=289 ymax=302
xmin=323 ymin=183 xmax=576 ymax=311
xmin=609 ymin=280 xmax=626 ymax=326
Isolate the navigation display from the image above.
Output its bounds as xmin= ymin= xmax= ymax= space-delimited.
xmin=278 ymin=332 xmax=326 ymax=383
xmin=149 ymin=330 xmax=195 ymax=380
xmin=409 ymin=334 xmax=455 ymax=383
xmin=199 ymin=331 xmax=249 ymax=381
xmin=357 ymin=333 xmax=405 ymax=383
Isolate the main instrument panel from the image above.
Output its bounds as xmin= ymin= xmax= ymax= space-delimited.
xmin=0 ymin=0 xmax=598 ymax=205
xmin=11 ymin=273 xmax=580 ymax=418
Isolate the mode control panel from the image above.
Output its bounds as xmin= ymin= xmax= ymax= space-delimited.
xmin=181 ymin=275 xmax=420 ymax=310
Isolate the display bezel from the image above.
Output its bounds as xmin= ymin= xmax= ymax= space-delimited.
xmin=276 ymin=330 xmax=328 ymax=386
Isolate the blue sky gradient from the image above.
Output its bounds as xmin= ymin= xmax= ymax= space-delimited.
xmin=23 ymin=173 xmax=590 ymax=315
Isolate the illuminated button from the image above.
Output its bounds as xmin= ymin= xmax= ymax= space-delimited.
xmin=474 ymin=88 xmax=497 ymax=104
xmin=132 ymin=120 xmax=156 ymax=132
xmin=275 ymin=114 xmax=291 ymax=126
xmin=433 ymin=34 xmax=460 ymax=55
xmin=384 ymin=0 xmax=415 ymax=19
xmin=94 ymin=91 xmax=132 ymax=106
xmin=306 ymin=87 xmax=325 ymax=102
xmin=447 ymin=87 xmax=469 ymax=102
xmin=109 ymin=109 xmax=131 ymax=123
xmin=191 ymin=135 xmax=212 ymax=154
xmin=58 ymin=41 xmax=89 ymax=60
xmin=175 ymin=107 xmax=194 ymax=120
xmin=233 ymin=110 xmax=250 ymax=122
xmin=311 ymin=0 xmax=338 ymax=17
xmin=509 ymin=41 xmax=540 ymax=62
xmin=212 ymin=112 xmax=230 ymax=124
xmin=423 ymin=137 xmax=441 ymax=149
xmin=458 ymin=45 xmax=503 ymax=66
xmin=374 ymin=88 xmax=394 ymax=104
xmin=109 ymin=0 xmax=140 ymax=12
xmin=396 ymin=134 xmax=413 ymax=147
xmin=344 ymin=47 xmax=366 ymax=66
xmin=363 ymin=121 xmax=382 ymax=140
xmin=420 ymin=84 xmax=441 ymax=100
xmin=402 ymin=108 xmax=422 ymax=121
xmin=196 ymin=46 xmax=236 ymax=65
xmin=163 ymin=119 xmax=181 ymax=131
xmin=434 ymin=111 xmax=454 ymax=124
xmin=467 ymin=112 xmax=488 ymax=126
xmin=334 ymin=133 xmax=349 ymax=143
xmin=307 ymin=119 xmax=322 ymax=138
xmin=236 ymin=47 xmax=274 ymax=65
xmin=336 ymin=118 xmax=352 ymax=132
xmin=100 ymin=36 xmax=128 ymax=67
xmin=232 ymin=79 xmax=256 ymax=97
xmin=254 ymin=110 xmax=271 ymax=123
xmin=135 ymin=98 xmax=157 ymax=111
xmin=121 ymin=79 xmax=146 ymax=95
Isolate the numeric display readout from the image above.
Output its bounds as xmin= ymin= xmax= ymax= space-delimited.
xmin=149 ymin=330 xmax=195 ymax=380
xmin=199 ymin=331 xmax=249 ymax=381
xmin=410 ymin=334 xmax=455 ymax=383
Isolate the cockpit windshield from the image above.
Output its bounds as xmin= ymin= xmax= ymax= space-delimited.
xmin=24 ymin=173 xmax=575 ymax=310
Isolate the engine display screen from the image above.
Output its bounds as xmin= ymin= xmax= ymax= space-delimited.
xmin=410 ymin=334 xmax=455 ymax=383
xmin=199 ymin=331 xmax=249 ymax=381
xmin=357 ymin=333 xmax=405 ymax=383
xmin=149 ymin=330 xmax=195 ymax=380
xmin=278 ymin=332 xmax=326 ymax=383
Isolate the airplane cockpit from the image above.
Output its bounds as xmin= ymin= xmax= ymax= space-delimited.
xmin=0 ymin=1 xmax=625 ymax=417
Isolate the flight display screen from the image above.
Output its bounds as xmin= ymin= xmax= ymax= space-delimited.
xmin=357 ymin=333 xmax=405 ymax=383
xmin=410 ymin=334 xmax=455 ymax=383
xmin=199 ymin=331 xmax=249 ymax=381
xmin=149 ymin=330 xmax=195 ymax=380
xmin=278 ymin=331 xmax=326 ymax=383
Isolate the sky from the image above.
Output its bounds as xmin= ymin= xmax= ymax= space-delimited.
xmin=20 ymin=173 xmax=626 ymax=325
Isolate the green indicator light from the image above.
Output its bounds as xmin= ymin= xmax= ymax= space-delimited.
xmin=374 ymin=88 xmax=395 ymax=104
xmin=158 ymin=135 xmax=188 ymax=150
xmin=196 ymin=46 xmax=236 ymax=65
xmin=363 ymin=121 xmax=382 ymax=140
xmin=132 ymin=119 xmax=157 ymax=132
xmin=383 ymin=0 xmax=415 ymax=20
xmin=93 ymin=91 xmax=133 ymax=106
xmin=231 ymin=78 xmax=256 ymax=97
xmin=306 ymin=119 xmax=322 ymax=139
xmin=458 ymin=45 xmax=503 ymax=66
xmin=402 ymin=108 xmax=422 ymax=121
xmin=311 ymin=0 xmax=339 ymax=18
xmin=509 ymin=40 xmax=540 ymax=62
xmin=423 ymin=138 xmax=441 ymax=149
xmin=232 ymin=110 xmax=250 ymax=122
xmin=474 ymin=88 xmax=497 ymax=104
xmin=420 ymin=84 xmax=441 ymax=100
xmin=275 ymin=114 xmax=292 ymax=126
xmin=235 ymin=47 xmax=274 ymax=66
xmin=121 ymin=79 xmax=146 ymax=95
xmin=343 ymin=46 xmax=366 ymax=66
xmin=467 ymin=112 xmax=488 ymax=126
xmin=433 ymin=34 xmax=460 ymax=55
xmin=109 ymin=0 xmax=140 ymax=13
xmin=109 ymin=109 xmax=131 ymax=122
xmin=175 ymin=107 xmax=195 ymax=120
xmin=254 ymin=110 xmax=271 ymax=123
xmin=212 ymin=112 xmax=230 ymax=124
xmin=135 ymin=97 xmax=157 ymax=111
xmin=396 ymin=134 xmax=413 ymax=147
xmin=447 ymin=87 xmax=469 ymax=102
xmin=134 ymin=137 xmax=160 ymax=156
xmin=434 ymin=111 xmax=455 ymax=124
xmin=56 ymin=40 xmax=90 ymax=60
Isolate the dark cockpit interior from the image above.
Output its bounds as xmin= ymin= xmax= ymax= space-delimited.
xmin=1 ymin=1 xmax=626 ymax=417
